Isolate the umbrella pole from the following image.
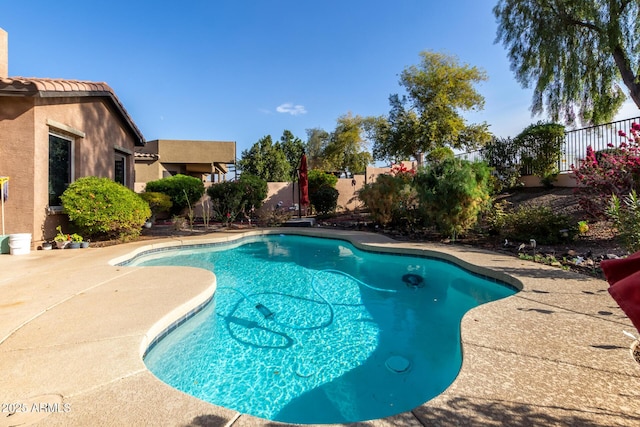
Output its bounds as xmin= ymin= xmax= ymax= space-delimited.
xmin=297 ymin=169 xmax=301 ymax=218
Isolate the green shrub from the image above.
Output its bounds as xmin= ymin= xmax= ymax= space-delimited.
xmin=311 ymin=186 xmax=339 ymax=215
xmin=500 ymin=205 xmax=577 ymax=244
xmin=144 ymin=174 xmax=205 ymax=215
xmin=414 ymin=158 xmax=491 ymax=240
xmin=206 ymin=174 xmax=268 ymax=223
xmin=308 ymin=170 xmax=338 ymax=193
xmin=483 ymin=199 xmax=512 ymax=235
xmin=607 ymin=191 xmax=640 ymax=253
xmin=60 ymin=177 xmax=151 ymax=240
xmin=425 ymin=147 xmax=455 ymax=163
xmin=515 ymin=122 xmax=564 ymax=187
xmin=307 ymin=170 xmax=339 ymax=215
xmin=358 ymin=173 xmax=418 ymax=226
xmin=139 ymin=191 xmax=172 ymax=220
xmin=481 ymin=136 xmax=522 ymax=193
xmin=207 ymin=181 xmax=246 ymax=223
xmin=237 ymin=173 xmax=268 ymax=210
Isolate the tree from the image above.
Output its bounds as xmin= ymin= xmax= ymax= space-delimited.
xmin=494 ymin=0 xmax=637 ymax=125
xmin=515 ymin=122 xmax=565 ymax=187
xmin=305 ymin=128 xmax=331 ymax=170
xmin=368 ymin=97 xmax=421 ymax=165
xmin=322 ymin=112 xmax=373 ymax=176
xmin=237 ymin=135 xmax=290 ymax=182
xmin=277 ymin=130 xmax=305 ymax=181
xmin=371 ymin=51 xmax=491 ymax=166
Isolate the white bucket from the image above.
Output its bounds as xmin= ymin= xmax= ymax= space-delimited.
xmin=9 ymin=233 xmax=32 ymax=255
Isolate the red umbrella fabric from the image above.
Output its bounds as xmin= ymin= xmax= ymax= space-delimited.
xmin=601 ymin=251 xmax=640 ymax=333
xmin=299 ymin=154 xmax=310 ymax=206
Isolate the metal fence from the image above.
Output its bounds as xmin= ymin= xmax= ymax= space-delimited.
xmin=456 ymin=116 xmax=640 ymax=175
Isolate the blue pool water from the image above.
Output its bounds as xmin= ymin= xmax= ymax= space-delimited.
xmin=129 ymin=235 xmax=517 ymax=424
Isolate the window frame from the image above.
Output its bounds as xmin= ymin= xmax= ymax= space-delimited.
xmin=48 ymin=132 xmax=75 ymax=209
xmin=114 ymin=151 xmax=127 ymax=186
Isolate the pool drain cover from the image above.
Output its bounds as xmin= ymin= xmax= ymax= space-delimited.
xmin=402 ymin=273 xmax=425 ymax=289
xmin=385 ymin=355 xmax=411 ymax=373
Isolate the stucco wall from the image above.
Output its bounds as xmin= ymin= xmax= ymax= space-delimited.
xmin=154 ymin=140 xmax=235 ymax=164
xmin=263 ymin=182 xmax=296 ymax=210
xmin=0 ymin=96 xmax=139 ymax=244
xmin=0 ymin=97 xmax=36 ymax=238
xmin=520 ymin=173 xmax=577 ymax=188
xmin=261 ymin=176 xmax=366 ymax=213
xmin=134 ymin=140 xmax=236 ymax=189
xmin=134 ymin=160 xmax=162 ymax=191
xmin=34 ymin=98 xmax=138 ymax=241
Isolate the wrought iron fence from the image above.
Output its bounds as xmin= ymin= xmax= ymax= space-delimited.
xmin=456 ymin=116 xmax=640 ymax=175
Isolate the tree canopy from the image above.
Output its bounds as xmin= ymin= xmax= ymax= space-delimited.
xmin=305 ymin=128 xmax=331 ymax=170
xmin=322 ymin=112 xmax=373 ymax=176
xmin=279 ymin=130 xmax=305 ymax=180
xmin=238 ymin=130 xmax=306 ymax=182
xmin=370 ymin=51 xmax=491 ymax=166
xmin=304 ymin=114 xmax=373 ymax=176
xmin=494 ymin=0 xmax=639 ymax=125
xmin=237 ymin=135 xmax=290 ymax=182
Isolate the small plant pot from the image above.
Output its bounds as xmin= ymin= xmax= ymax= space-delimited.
xmin=42 ymin=242 xmax=52 ymax=250
xmin=68 ymin=242 xmax=81 ymax=249
xmin=55 ymin=241 xmax=69 ymax=250
xmin=80 ymin=241 xmax=89 ymax=248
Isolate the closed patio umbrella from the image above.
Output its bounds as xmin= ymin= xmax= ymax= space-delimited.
xmin=298 ymin=154 xmax=309 ymax=217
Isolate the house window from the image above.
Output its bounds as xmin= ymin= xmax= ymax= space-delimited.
xmin=115 ymin=153 xmax=126 ymax=185
xmin=48 ymin=133 xmax=73 ymax=206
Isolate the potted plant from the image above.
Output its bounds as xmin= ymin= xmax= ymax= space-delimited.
xmin=69 ymin=233 xmax=83 ymax=249
xmin=54 ymin=226 xmax=69 ymax=249
xmin=81 ymin=239 xmax=90 ymax=248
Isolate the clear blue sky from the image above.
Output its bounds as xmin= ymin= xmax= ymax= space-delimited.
xmin=3 ymin=0 xmax=638 ymax=160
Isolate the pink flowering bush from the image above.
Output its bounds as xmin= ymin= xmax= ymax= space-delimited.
xmin=571 ymin=123 xmax=640 ymax=217
xmin=388 ymin=162 xmax=416 ymax=181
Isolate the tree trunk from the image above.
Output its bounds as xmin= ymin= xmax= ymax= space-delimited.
xmin=613 ymin=46 xmax=640 ymax=109
xmin=414 ymin=152 xmax=424 ymax=167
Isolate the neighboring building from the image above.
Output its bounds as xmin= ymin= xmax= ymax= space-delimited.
xmin=134 ymin=139 xmax=236 ymax=191
xmin=0 ymin=28 xmax=144 ymax=243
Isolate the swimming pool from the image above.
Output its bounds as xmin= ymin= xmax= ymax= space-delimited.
xmin=127 ymin=234 xmax=518 ymax=424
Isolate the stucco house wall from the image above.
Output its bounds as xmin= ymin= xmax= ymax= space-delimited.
xmin=261 ymin=176 xmax=366 ymax=214
xmin=134 ymin=139 xmax=236 ymax=191
xmin=0 ymin=97 xmax=36 ymax=237
xmin=0 ymin=79 xmax=144 ymax=245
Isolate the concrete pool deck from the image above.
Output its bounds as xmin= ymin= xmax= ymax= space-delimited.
xmin=0 ymin=228 xmax=638 ymax=426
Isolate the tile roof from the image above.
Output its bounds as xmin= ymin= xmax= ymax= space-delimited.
xmin=134 ymin=152 xmax=160 ymax=160
xmin=0 ymin=76 xmax=144 ymax=145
